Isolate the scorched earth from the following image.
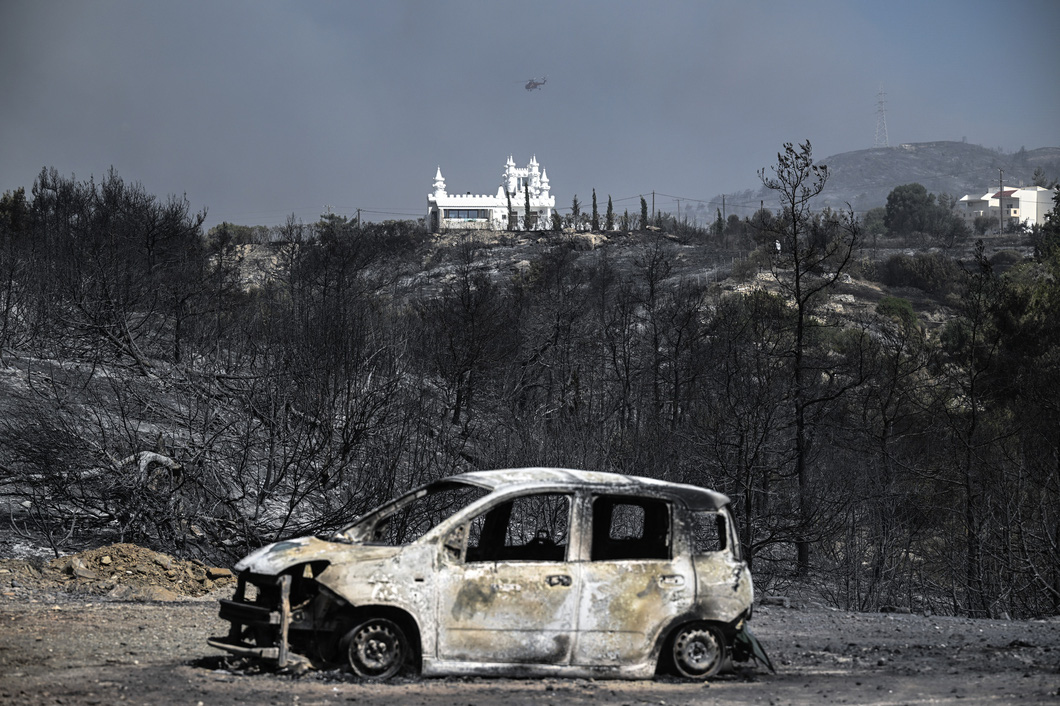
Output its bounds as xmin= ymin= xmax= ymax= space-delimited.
xmin=0 ymin=544 xmax=1059 ymax=705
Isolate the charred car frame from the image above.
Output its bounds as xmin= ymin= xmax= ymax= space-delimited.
xmin=208 ymin=468 xmax=769 ymax=679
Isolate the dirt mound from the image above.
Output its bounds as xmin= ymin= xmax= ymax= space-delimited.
xmin=0 ymin=542 xmax=235 ymax=601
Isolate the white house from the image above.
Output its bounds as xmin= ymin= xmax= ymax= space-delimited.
xmin=1010 ymin=186 xmax=1055 ymax=227
xmin=958 ymin=185 xmax=1056 ymax=230
xmin=957 ymin=191 xmax=992 ymax=221
xmin=427 ymin=155 xmax=555 ymax=232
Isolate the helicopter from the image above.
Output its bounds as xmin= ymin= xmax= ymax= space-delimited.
xmin=524 ymin=76 xmax=547 ymax=91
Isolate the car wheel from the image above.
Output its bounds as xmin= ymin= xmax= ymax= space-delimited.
xmin=341 ymin=618 xmax=408 ymax=680
xmin=671 ymin=623 xmax=726 ymax=679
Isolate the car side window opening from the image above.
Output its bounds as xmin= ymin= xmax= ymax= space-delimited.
xmin=689 ymin=510 xmax=728 ymax=555
xmin=465 ymin=493 xmax=571 ymax=562
xmin=591 ymin=496 xmax=671 ymax=561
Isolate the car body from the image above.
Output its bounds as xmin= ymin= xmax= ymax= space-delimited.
xmin=208 ymin=467 xmax=765 ymax=680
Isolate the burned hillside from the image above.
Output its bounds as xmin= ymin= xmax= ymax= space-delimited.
xmin=2 ymin=164 xmax=1059 ymax=621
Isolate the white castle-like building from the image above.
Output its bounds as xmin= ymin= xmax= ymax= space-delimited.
xmin=427 ymin=155 xmax=555 ymax=232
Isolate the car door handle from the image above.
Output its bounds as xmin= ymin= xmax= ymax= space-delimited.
xmin=546 ymin=574 xmax=572 ymax=587
xmin=658 ymin=574 xmax=685 ymax=587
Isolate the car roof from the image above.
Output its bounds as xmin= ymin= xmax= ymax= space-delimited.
xmin=450 ymin=467 xmax=730 ymax=511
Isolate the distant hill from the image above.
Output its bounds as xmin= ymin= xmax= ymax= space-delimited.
xmin=715 ymin=141 xmax=1060 ymax=216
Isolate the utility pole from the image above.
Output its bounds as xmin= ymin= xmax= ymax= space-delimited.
xmin=999 ymin=169 xmax=1004 ymax=235
xmin=722 ymin=195 xmax=726 ymax=221
xmin=357 ymin=208 xmax=362 ymax=230
xmin=652 ymin=191 xmax=655 ymax=222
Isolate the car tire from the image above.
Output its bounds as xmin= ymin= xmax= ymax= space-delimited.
xmin=670 ymin=622 xmax=726 ymax=679
xmin=340 ymin=618 xmax=409 ymax=680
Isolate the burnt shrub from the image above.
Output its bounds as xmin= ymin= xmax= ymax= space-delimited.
xmin=875 ymin=252 xmax=961 ymax=296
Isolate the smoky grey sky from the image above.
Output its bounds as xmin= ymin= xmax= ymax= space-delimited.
xmin=2 ymin=0 xmax=1058 ymax=230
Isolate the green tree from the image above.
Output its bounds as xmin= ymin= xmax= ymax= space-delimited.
xmin=640 ymin=197 xmax=648 ymax=230
xmin=571 ymin=195 xmax=581 ymax=230
xmin=1032 ymin=166 xmax=1057 ymax=189
xmin=525 ymin=187 xmax=532 ymax=230
xmin=876 ymin=295 xmax=917 ymax=329
xmin=712 ymin=208 xmax=724 ymax=237
xmin=505 ymin=189 xmax=514 ymax=232
xmin=862 ymin=206 xmax=887 ymax=255
xmin=973 ymin=214 xmax=994 ymax=236
xmin=606 ymin=195 xmax=614 ymax=231
xmin=925 ymin=193 xmax=971 ymax=249
xmin=885 ymin=183 xmax=935 ymax=236
xmin=725 ymin=214 xmax=742 ymax=238
xmin=591 ymin=189 xmax=600 ymax=231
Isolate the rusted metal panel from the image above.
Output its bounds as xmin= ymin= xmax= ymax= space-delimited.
xmin=435 ymin=559 xmax=578 ymax=664
xmin=235 ymin=536 xmax=399 ymax=575
xmin=573 ymin=559 xmax=692 ymax=667
xmin=693 ymin=553 xmax=753 ymax=624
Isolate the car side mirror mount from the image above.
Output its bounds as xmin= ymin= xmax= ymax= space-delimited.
xmin=443 ymin=525 xmax=466 ymax=561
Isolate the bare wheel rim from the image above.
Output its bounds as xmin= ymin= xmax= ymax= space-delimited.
xmin=672 ymin=624 xmax=725 ymax=678
xmin=346 ymin=619 xmax=407 ymax=679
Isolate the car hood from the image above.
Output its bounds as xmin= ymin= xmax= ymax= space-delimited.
xmin=234 ymin=535 xmax=402 ymax=575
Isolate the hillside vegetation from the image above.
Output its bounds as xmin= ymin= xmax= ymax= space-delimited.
xmin=2 ymin=157 xmax=1059 ymax=621
xmin=720 ymin=141 xmax=1060 ymax=216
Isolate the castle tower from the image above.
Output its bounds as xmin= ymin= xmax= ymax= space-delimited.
xmin=432 ymin=167 xmax=447 ymax=196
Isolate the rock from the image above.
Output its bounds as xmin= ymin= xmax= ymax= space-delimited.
xmin=107 ymin=584 xmax=134 ymax=600
xmin=206 ymin=567 xmax=233 ymax=580
xmin=73 ymin=567 xmax=98 ymax=580
xmin=101 ymin=556 xmax=112 ymax=565
xmin=137 ymin=586 xmax=179 ymax=602
xmin=153 ymin=554 xmax=173 ymax=570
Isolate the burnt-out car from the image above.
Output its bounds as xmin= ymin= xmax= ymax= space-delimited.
xmin=208 ymin=468 xmax=770 ymax=680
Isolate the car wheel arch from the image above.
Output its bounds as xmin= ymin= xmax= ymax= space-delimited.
xmin=654 ymin=615 xmax=732 ymax=678
xmin=338 ymin=605 xmax=423 ymax=669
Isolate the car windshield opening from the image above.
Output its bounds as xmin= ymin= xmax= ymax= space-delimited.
xmin=342 ymin=481 xmax=490 ymax=546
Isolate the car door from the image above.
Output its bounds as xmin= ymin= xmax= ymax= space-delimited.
xmin=435 ymin=491 xmax=579 ymax=665
xmin=572 ymin=494 xmax=695 ymax=667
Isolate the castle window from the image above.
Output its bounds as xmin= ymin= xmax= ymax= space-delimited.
xmin=444 ymin=209 xmax=491 ymax=220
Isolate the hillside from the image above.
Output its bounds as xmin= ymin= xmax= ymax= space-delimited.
xmin=718 ymin=141 xmax=1060 ymax=214
xmin=3 ymin=167 xmax=1059 ymax=626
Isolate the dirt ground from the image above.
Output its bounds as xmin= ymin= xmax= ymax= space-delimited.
xmin=1 ymin=544 xmax=1059 ymax=705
